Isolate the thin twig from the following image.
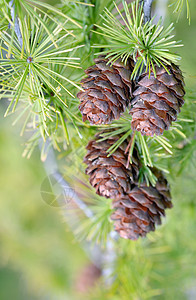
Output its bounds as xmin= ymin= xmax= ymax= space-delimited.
xmin=143 ymin=0 xmax=154 ymax=23
xmin=9 ymin=0 xmax=23 ymax=48
xmin=135 ymin=0 xmax=154 ymax=82
xmin=53 ymin=171 xmax=94 ymax=219
xmin=40 ymin=140 xmax=94 ymax=219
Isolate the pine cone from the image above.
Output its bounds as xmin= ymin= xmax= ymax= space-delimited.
xmin=84 ymin=133 xmax=140 ymax=199
xmin=130 ymin=64 xmax=185 ymax=136
xmin=77 ymin=55 xmax=134 ymax=125
xmin=111 ymin=169 xmax=172 ymax=240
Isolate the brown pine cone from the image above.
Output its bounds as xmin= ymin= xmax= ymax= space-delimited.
xmin=111 ymin=169 xmax=172 ymax=240
xmin=84 ymin=133 xmax=140 ymax=199
xmin=77 ymin=55 xmax=134 ymax=125
xmin=130 ymin=64 xmax=185 ymax=136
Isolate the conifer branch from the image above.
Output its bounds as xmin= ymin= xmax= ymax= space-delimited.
xmin=42 ymin=142 xmax=117 ymax=282
xmin=41 ymin=141 xmax=94 ymax=218
xmin=9 ymin=0 xmax=95 ymax=222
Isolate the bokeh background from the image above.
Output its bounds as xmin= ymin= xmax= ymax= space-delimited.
xmin=0 ymin=1 xmax=196 ymax=299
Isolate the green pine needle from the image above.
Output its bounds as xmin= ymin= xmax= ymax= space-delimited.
xmin=169 ymin=0 xmax=191 ymax=24
xmin=93 ymin=0 xmax=183 ymax=79
xmin=0 ymin=12 xmax=85 ymax=157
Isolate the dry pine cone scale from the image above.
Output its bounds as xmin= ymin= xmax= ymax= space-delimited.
xmin=78 ymin=55 xmax=134 ymax=125
xmin=130 ymin=64 xmax=185 ymax=136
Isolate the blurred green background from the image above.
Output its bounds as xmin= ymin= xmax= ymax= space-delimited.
xmin=0 ymin=1 xmax=196 ymax=299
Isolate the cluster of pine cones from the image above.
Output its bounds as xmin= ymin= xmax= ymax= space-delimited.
xmin=84 ymin=133 xmax=172 ymax=240
xmin=78 ymin=55 xmax=185 ymax=136
xmin=77 ymin=55 xmax=185 ymax=240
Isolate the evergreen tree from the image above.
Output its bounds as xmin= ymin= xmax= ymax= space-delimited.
xmin=0 ymin=0 xmax=195 ymax=298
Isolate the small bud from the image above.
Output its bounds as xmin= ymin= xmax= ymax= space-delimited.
xmin=27 ymin=57 xmax=33 ymax=63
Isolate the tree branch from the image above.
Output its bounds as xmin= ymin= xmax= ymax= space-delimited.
xmin=143 ymin=0 xmax=154 ymax=23
xmin=41 ymin=140 xmax=118 ymax=282
xmin=41 ymin=140 xmax=94 ymax=219
xmin=8 ymin=0 xmax=118 ymax=283
xmin=9 ymin=0 xmax=23 ymax=48
xmin=53 ymin=171 xmax=94 ymax=219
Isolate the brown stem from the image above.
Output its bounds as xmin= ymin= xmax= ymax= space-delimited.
xmin=125 ymin=131 xmax=136 ymax=169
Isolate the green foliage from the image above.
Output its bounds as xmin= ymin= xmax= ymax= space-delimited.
xmin=93 ymin=0 xmax=182 ymax=79
xmin=0 ymin=0 xmax=195 ymax=243
xmin=0 ymin=0 xmax=192 ymax=163
xmin=168 ymin=90 xmax=196 ymax=175
xmin=0 ymin=0 xmax=121 ymax=159
xmin=58 ymin=0 xmax=119 ymax=69
xmin=0 ymin=10 xmax=86 ymax=159
xmin=3 ymin=0 xmax=82 ymax=35
xmin=169 ymin=0 xmax=191 ymax=24
xmin=0 ymin=0 xmax=195 ymax=225
xmin=0 ymin=14 xmax=82 ymax=105
xmin=0 ymin=1 xmax=196 ymax=299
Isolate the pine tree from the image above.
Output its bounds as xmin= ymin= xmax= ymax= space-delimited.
xmin=0 ymin=0 xmax=196 ymax=298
